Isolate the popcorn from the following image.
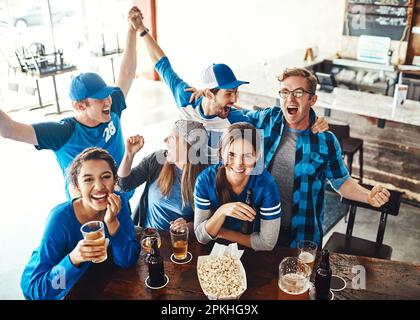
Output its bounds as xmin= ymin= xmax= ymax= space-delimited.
xmin=197 ymin=243 xmax=247 ymax=300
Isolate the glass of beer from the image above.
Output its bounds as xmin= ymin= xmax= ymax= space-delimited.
xmin=278 ymin=257 xmax=311 ymax=300
xmin=140 ymin=228 xmax=161 ymax=256
xmin=80 ymin=221 xmax=107 ymax=263
xmin=297 ymin=240 xmax=317 ymax=271
xmin=169 ymin=224 xmax=189 ymax=263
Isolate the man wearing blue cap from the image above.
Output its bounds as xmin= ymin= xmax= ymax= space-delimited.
xmin=130 ymin=9 xmax=252 ymax=162
xmin=0 ymin=7 xmax=143 ymax=198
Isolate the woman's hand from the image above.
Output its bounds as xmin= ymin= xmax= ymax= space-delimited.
xmin=125 ymin=135 xmax=144 ymax=156
xmin=367 ymin=184 xmax=391 ymax=207
xmin=104 ymin=193 xmax=122 ymax=224
xmin=216 ymin=202 xmax=256 ymax=222
xmin=69 ymin=239 xmax=107 ymax=267
xmin=170 ymin=217 xmax=188 ymax=232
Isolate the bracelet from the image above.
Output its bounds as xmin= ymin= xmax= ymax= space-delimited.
xmin=139 ymin=28 xmax=149 ymax=37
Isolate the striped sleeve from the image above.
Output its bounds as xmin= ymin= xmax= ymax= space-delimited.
xmin=194 ymin=171 xmax=212 ymax=210
xmin=259 ymin=173 xmax=282 ymax=220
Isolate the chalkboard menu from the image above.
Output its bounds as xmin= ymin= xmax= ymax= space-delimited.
xmin=343 ymin=0 xmax=414 ymax=40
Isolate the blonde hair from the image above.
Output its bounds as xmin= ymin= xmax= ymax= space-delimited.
xmin=156 ymin=142 xmax=206 ymax=207
xmin=277 ymin=67 xmax=318 ymax=94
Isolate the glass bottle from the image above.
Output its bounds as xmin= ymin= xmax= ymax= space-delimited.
xmin=315 ymin=249 xmax=332 ymax=300
xmin=145 ymin=237 xmax=165 ymax=287
xmin=241 ymin=189 xmax=254 ymax=234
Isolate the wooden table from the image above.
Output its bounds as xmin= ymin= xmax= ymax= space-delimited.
xmin=66 ymin=228 xmax=420 ymax=300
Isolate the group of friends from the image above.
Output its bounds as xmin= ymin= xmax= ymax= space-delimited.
xmin=0 ymin=7 xmax=391 ymax=300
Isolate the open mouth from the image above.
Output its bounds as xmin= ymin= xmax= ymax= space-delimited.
xmin=102 ymin=109 xmax=110 ymax=116
xmin=286 ymin=105 xmax=298 ymax=115
xmin=231 ymin=167 xmax=246 ymax=174
xmin=91 ymin=192 xmax=108 ymax=202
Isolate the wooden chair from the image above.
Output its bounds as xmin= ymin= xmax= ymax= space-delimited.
xmin=329 ymin=122 xmax=364 ymax=183
xmin=324 ymin=185 xmax=402 ymax=260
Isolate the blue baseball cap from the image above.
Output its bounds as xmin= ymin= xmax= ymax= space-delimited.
xmin=201 ymin=63 xmax=249 ymax=90
xmin=69 ymin=72 xmax=114 ymax=101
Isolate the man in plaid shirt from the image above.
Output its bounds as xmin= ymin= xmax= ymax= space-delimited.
xmin=246 ymin=68 xmax=390 ymax=248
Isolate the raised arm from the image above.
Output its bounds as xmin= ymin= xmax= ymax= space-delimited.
xmin=0 ymin=109 xmax=38 ymax=145
xmin=129 ymin=6 xmax=165 ymax=64
xmin=118 ymin=134 xmax=144 ymax=178
xmin=115 ymin=7 xmax=140 ymax=98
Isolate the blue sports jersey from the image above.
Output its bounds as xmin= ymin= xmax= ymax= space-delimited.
xmin=194 ymin=164 xmax=282 ymax=232
xmin=20 ymin=192 xmax=140 ymax=300
xmin=144 ymin=167 xmax=194 ymax=230
xmin=155 ymin=57 xmax=252 ymax=162
xmin=32 ymin=88 xmax=126 ymax=197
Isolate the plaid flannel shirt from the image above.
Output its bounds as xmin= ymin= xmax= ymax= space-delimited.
xmin=246 ymin=107 xmax=350 ymax=247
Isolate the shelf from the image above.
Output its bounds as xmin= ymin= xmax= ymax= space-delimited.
xmin=332 ymin=58 xmax=396 ymax=72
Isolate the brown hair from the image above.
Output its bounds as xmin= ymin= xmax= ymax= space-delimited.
xmin=156 ymin=140 xmax=206 ymax=207
xmin=277 ymin=67 xmax=318 ymax=94
xmin=210 ymin=88 xmax=220 ymax=95
xmin=216 ymin=122 xmax=259 ymax=205
xmin=68 ymin=147 xmax=117 ymax=188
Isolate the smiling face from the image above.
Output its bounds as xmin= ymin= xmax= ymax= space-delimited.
xmin=279 ymin=76 xmax=317 ymax=130
xmin=223 ymin=138 xmax=257 ymax=185
xmin=76 ymin=159 xmax=116 ymax=212
xmin=210 ymin=88 xmax=238 ymax=119
xmin=80 ymin=95 xmax=113 ymax=125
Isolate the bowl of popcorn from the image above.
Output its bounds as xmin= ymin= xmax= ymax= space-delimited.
xmin=197 ymin=243 xmax=247 ymax=300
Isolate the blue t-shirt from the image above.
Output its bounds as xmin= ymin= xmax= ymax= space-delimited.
xmin=144 ymin=167 xmax=194 ymax=230
xmin=32 ymin=88 xmax=126 ymax=197
xmin=155 ymin=56 xmax=252 ymax=162
xmin=20 ymin=193 xmax=140 ymax=300
xmin=194 ymin=164 xmax=282 ymax=232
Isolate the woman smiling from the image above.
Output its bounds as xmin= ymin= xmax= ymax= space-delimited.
xmin=194 ymin=123 xmax=282 ymax=251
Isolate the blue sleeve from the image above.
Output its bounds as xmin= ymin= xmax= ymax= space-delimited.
xmin=155 ymin=56 xmax=201 ymax=108
xmin=325 ymin=133 xmax=350 ymax=191
xmin=21 ymin=205 xmax=86 ymax=300
xmin=32 ymin=118 xmax=75 ymax=151
xmin=259 ymin=172 xmax=282 ymax=220
xmin=194 ymin=170 xmax=212 ymax=211
xmin=109 ymin=194 xmax=140 ymax=268
xmin=110 ymin=87 xmax=127 ymax=118
xmin=245 ymin=107 xmax=280 ymax=127
xmin=227 ymin=108 xmax=253 ymax=124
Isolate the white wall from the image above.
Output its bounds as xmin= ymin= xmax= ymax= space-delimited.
xmin=154 ymin=0 xmax=346 ymax=85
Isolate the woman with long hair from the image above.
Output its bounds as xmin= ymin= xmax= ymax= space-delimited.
xmin=118 ymin=120 xmax=208 ymax=230
xmin=194 ymin=122 xmax=282 ymax=251
xmin=21 ymin=148 xmax=140 ymax=300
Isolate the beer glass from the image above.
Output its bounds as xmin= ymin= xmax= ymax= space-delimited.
xmin=140 ymin=228 xmax=161 ymax=256
xmin=297 ymin=240 xmax=317 ymax=271
xmin=278 ymin=257 xmax=311 ymax=300
xmin=170 ymin=224 xmax=189 ymax=262
xmin=80 ymin=221 xmax=107 ymax=263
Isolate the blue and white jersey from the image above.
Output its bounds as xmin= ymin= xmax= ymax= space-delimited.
xmin=194 ymin=163 xmax=282 ymax=232
xmin=155 ymin=57 xmax=252 ymax=162
xmin=32 ymin=88 xmax=126 ymax=197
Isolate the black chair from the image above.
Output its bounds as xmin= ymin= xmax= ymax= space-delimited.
xmin=329 ymin=122 xmax=364 ymax=183
xmin=324 ymin=185 xmax=402 ymax=260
